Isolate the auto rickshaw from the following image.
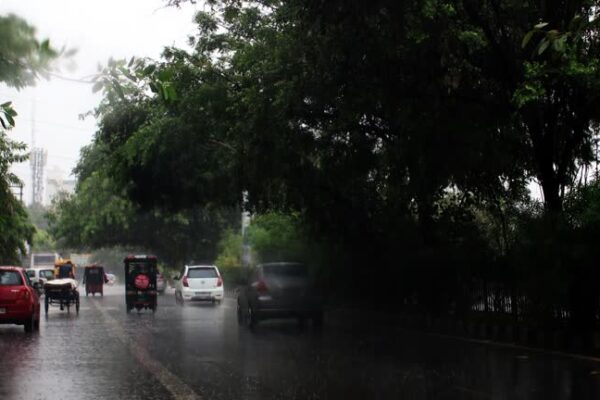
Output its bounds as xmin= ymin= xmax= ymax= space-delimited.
xmin=83 ymin=264 xmax=107 ymax=297
xmin=44 ymin=259 xmax=80 ymax=314
xmin=124 ymin=255 xmax=158 ymax=313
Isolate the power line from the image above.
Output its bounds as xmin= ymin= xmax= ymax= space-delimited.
xmin=47 ymin=72 xmax=95 ymax=84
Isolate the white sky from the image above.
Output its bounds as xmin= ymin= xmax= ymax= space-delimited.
xmin=1 ymin=0 xmax=200 ymax=204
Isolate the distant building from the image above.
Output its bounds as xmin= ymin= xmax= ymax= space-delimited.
xmin=45 ymin=165 xmax=75 ymax=205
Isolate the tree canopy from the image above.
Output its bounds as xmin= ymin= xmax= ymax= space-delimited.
xmin=51 ymin=0 xmax=600 ymax=326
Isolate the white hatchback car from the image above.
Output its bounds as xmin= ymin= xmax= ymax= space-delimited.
xmin=175 ymin=265 xmax=224 ymax=305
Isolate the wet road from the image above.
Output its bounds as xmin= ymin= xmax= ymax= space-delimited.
xmin=2 ymin=285 xmax=600 ymax=400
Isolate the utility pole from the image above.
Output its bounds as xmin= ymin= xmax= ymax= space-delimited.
xmin=241 ymin=190 xmax=251 ymax=267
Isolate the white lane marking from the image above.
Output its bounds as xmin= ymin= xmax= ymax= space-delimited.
xmin=90 ymin=301 xmax=204 ymax=400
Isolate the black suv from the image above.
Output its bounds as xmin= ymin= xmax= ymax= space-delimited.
xmin=237 ymin=262 xmax=323 ymax=328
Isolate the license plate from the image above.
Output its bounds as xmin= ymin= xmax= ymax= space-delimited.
xmin=0 ymin=308 xmax=5 ymax=314
xmin=195 ymin=292 xmax=210 ymax=297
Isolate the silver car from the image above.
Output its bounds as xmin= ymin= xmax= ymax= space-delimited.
xmin=25 ymin=268 xmax=55 ymax=294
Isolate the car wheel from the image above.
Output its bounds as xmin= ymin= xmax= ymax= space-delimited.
xmin=24 ymin=315 xmax=34 ymax=333
xmin=237 ymin=301 xmax=244 ymax=324
xmin=246 ymin=305 xmax=258 ymax=329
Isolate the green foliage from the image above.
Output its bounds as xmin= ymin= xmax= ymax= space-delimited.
xmin=31 ymin=228 xmax=56 ymax=252
xmin=0 ymin=14 xmax=58 ymax=91
xmin=49 ymin=145 xmax=240 ymax=267
xmin=0 ymin=193 xmax=33 ymax=264
xmin=214 ymin=230 xmax=242 ymax=269
xmin=247 ymin=212 xmax=308 ymax=263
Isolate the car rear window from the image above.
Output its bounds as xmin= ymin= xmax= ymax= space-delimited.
xmin=263 ymin=264 xmax=308 ymax=278
xmin=0 ymin=271 xmax=23 ymax=286
xmin=26 ymin=270 xmax=35 ymax=278
xmin=40 ymin=270 xmax=54 ymax=279
xmin=187 ymin=268 xmax=218 ymax=278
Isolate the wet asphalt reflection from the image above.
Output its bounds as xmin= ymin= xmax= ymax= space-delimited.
xmin=2 ymin=285 xmax=600 ymax=399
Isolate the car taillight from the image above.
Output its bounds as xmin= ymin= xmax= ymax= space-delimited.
xmin=183 ymin=276 xmax=189 ymax=287
xmin=256 ymin=280 xmax=268 ymax=295
xmin=217 ymin=276 xmax=223 ymax=287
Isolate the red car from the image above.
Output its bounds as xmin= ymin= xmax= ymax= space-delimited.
xmin=0 ymin=266 xmax=41 ymax=332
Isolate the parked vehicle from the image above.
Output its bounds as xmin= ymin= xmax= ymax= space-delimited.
xmin=174 ymin=265 xmax=223 ymax=305
xmin=237 ymin=262 xmax=323 ymax=329
xmin=156 ymin=272 xmax=166 ymax=293
xmin=0 ymin=266 xmax=41 ymax=332
xmin=44 ymin=259 xmax=80 ymax=314
xmin=124 ymin=255 xmax=158 ymax=313
xmin=83 ymin=264 xmax=108 ymax=296
xmin=25 ymin=267 xmax=55 ymax=294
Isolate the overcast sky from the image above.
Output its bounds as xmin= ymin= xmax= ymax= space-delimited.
xmin=1 ymin=0 xmax=200 ymax=204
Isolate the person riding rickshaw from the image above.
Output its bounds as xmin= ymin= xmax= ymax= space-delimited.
xmin=44 ymin=259 xmax=80 ymax=314
xmin=54 ymin=259 xmax=76 ymax=279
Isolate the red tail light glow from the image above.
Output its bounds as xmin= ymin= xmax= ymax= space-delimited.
xmin=183 ymin=276 xmax=189 ymax=287
xmin=256 ymin=280 xmax=268 ymax=295
xmin=217 ymin=276 xmax=223 ymax=287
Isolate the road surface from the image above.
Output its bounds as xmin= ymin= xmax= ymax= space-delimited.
xmin=1 ymin=285 xmax=600 ymax=399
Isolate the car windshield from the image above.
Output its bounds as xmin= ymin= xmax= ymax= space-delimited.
xmin=26 ymin=270 xmax=35 ymax=278
xmin=263 ymin=264 xmax=307 ymax=278
xmin=40 ymin=270 xmax=54 ymax=279
xmin=187 ymin=268 xmax=218 ymax=279
xmin=0 ymin=271 xmax=23 ymax=286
